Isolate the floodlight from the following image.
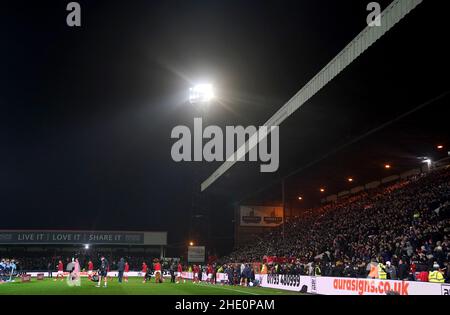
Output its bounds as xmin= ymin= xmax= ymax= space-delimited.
xmin=189 ymin=84 xmax=214 ymax=104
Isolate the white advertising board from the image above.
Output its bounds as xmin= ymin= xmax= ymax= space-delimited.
xmin=240 ymin=206 xmax=283 ymax=227
xmin=258 ymin=274 xmax=445 ymax=295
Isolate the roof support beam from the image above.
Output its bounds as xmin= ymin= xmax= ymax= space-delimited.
xmin=201 ymin=0 xmax=423 ymax=192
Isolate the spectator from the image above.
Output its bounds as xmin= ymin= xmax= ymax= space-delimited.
xmin=398 ymin=259 xmax=408 ymax=280
xmin=386 ymin=261 xmax=397 ymax=280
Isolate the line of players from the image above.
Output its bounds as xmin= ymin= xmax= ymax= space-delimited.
xmin=141 ymin=261 xmax=216 ymax=284
xmin=0 ymin=259 xmax=17 ymax=282
xmin=53 ymin=258 xmax=218 ymax=286
xmin=190 ymin=263 xmax=216 ymax=284
xmin=53 ymin=257 xmax=129 ymax=287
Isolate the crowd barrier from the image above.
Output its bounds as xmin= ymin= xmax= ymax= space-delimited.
xmin=181 ymin=272 xmax=228 ymax=282
xmin=21 ymin=272 xmax=449 ymax=295
xmin=26 ymin=271 xmax=227 ymax=281
xmin=26 ymin=271 xmax=172 ymax=278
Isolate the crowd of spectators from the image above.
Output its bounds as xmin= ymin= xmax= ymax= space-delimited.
xmin=222 ymin=167 xmax=450 ymax=282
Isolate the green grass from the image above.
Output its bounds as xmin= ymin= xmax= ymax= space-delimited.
xmin=0 ymin=278 xmax=303 ymax=295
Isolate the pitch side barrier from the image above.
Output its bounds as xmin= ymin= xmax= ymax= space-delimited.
xmin=24 ymin=271 xmax=172 ymax=278
xmin=24 ymin=271 xmax=227 ymax=281
xmin=257 ymin=274 xmax=449 ymax=295
xmin=20 ymin=272 xmax=449 ymax=295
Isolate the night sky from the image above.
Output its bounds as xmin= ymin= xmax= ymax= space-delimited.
xmin=2 ymin=1 xmax=449 ymax=255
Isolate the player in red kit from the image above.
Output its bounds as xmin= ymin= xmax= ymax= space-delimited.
xmin=207 ymin=264 xmax=214 ymax=284
xmin=87 ymin=260 xmax=94 ymax=280
xmin=142 ymin=262 xmax=148 ymax=283
xmin=154 ymin=260 xmax=162 ymax=283
xmin=124 ymin=261 xmax=129 ymax=283
xmin=176 ymin=262 xmax=184 ymax=284
xmin=55 ymin=260 xmax=64 ymax=281
xmin=193 ymin=264 xmax=200 ymax=284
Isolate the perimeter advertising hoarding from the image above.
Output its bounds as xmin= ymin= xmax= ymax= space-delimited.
xmin=240 ymin=206 xmax=284 ymax=227
xmin=258 ymin=274 xmax=446 ymax=295
xmin=20 ymin=272 xmax=449 ymax=295
xmin=0 ymin=230 xmax=167 ymax=245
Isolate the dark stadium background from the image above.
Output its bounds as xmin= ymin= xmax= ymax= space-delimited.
xmin=2 ymin=0 xmax=449 ymax=257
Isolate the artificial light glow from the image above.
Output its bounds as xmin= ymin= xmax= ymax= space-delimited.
xmin=384 ymin=164 xmax=391 ymax=169
xmin=84 ymin=244 xmax=89 ymax=249
xmin=348 ymin=178 xmax=353 ymax=182
xmin=437 ymin=145 xmax=444 ymax=149
xmin=298 ymin=196 xmax=303 ymax=200
xmin=189 ymin=241 xmax=194 ymax=246
xmin=320 ymin=188 xmax=325 ymax=193
xmin=189 ymin=84 xmax=214 ymax=104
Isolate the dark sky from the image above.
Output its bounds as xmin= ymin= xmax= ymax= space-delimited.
xmin=2 ymin=1 xmax=449 ymax=255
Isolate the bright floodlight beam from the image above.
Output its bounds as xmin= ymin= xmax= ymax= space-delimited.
xmin=189 ymin=84 xmax=214 ymax=104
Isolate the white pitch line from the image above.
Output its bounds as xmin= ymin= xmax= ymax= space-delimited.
xmin=196 ymin=283 xmax=260 ymax=295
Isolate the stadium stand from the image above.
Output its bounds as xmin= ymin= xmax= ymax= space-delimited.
xmin=221 ymin=166 xmax=450 ymax=282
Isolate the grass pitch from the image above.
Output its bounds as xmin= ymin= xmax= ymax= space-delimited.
xmin=0 ymin=278 xmax=302 ymax=295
